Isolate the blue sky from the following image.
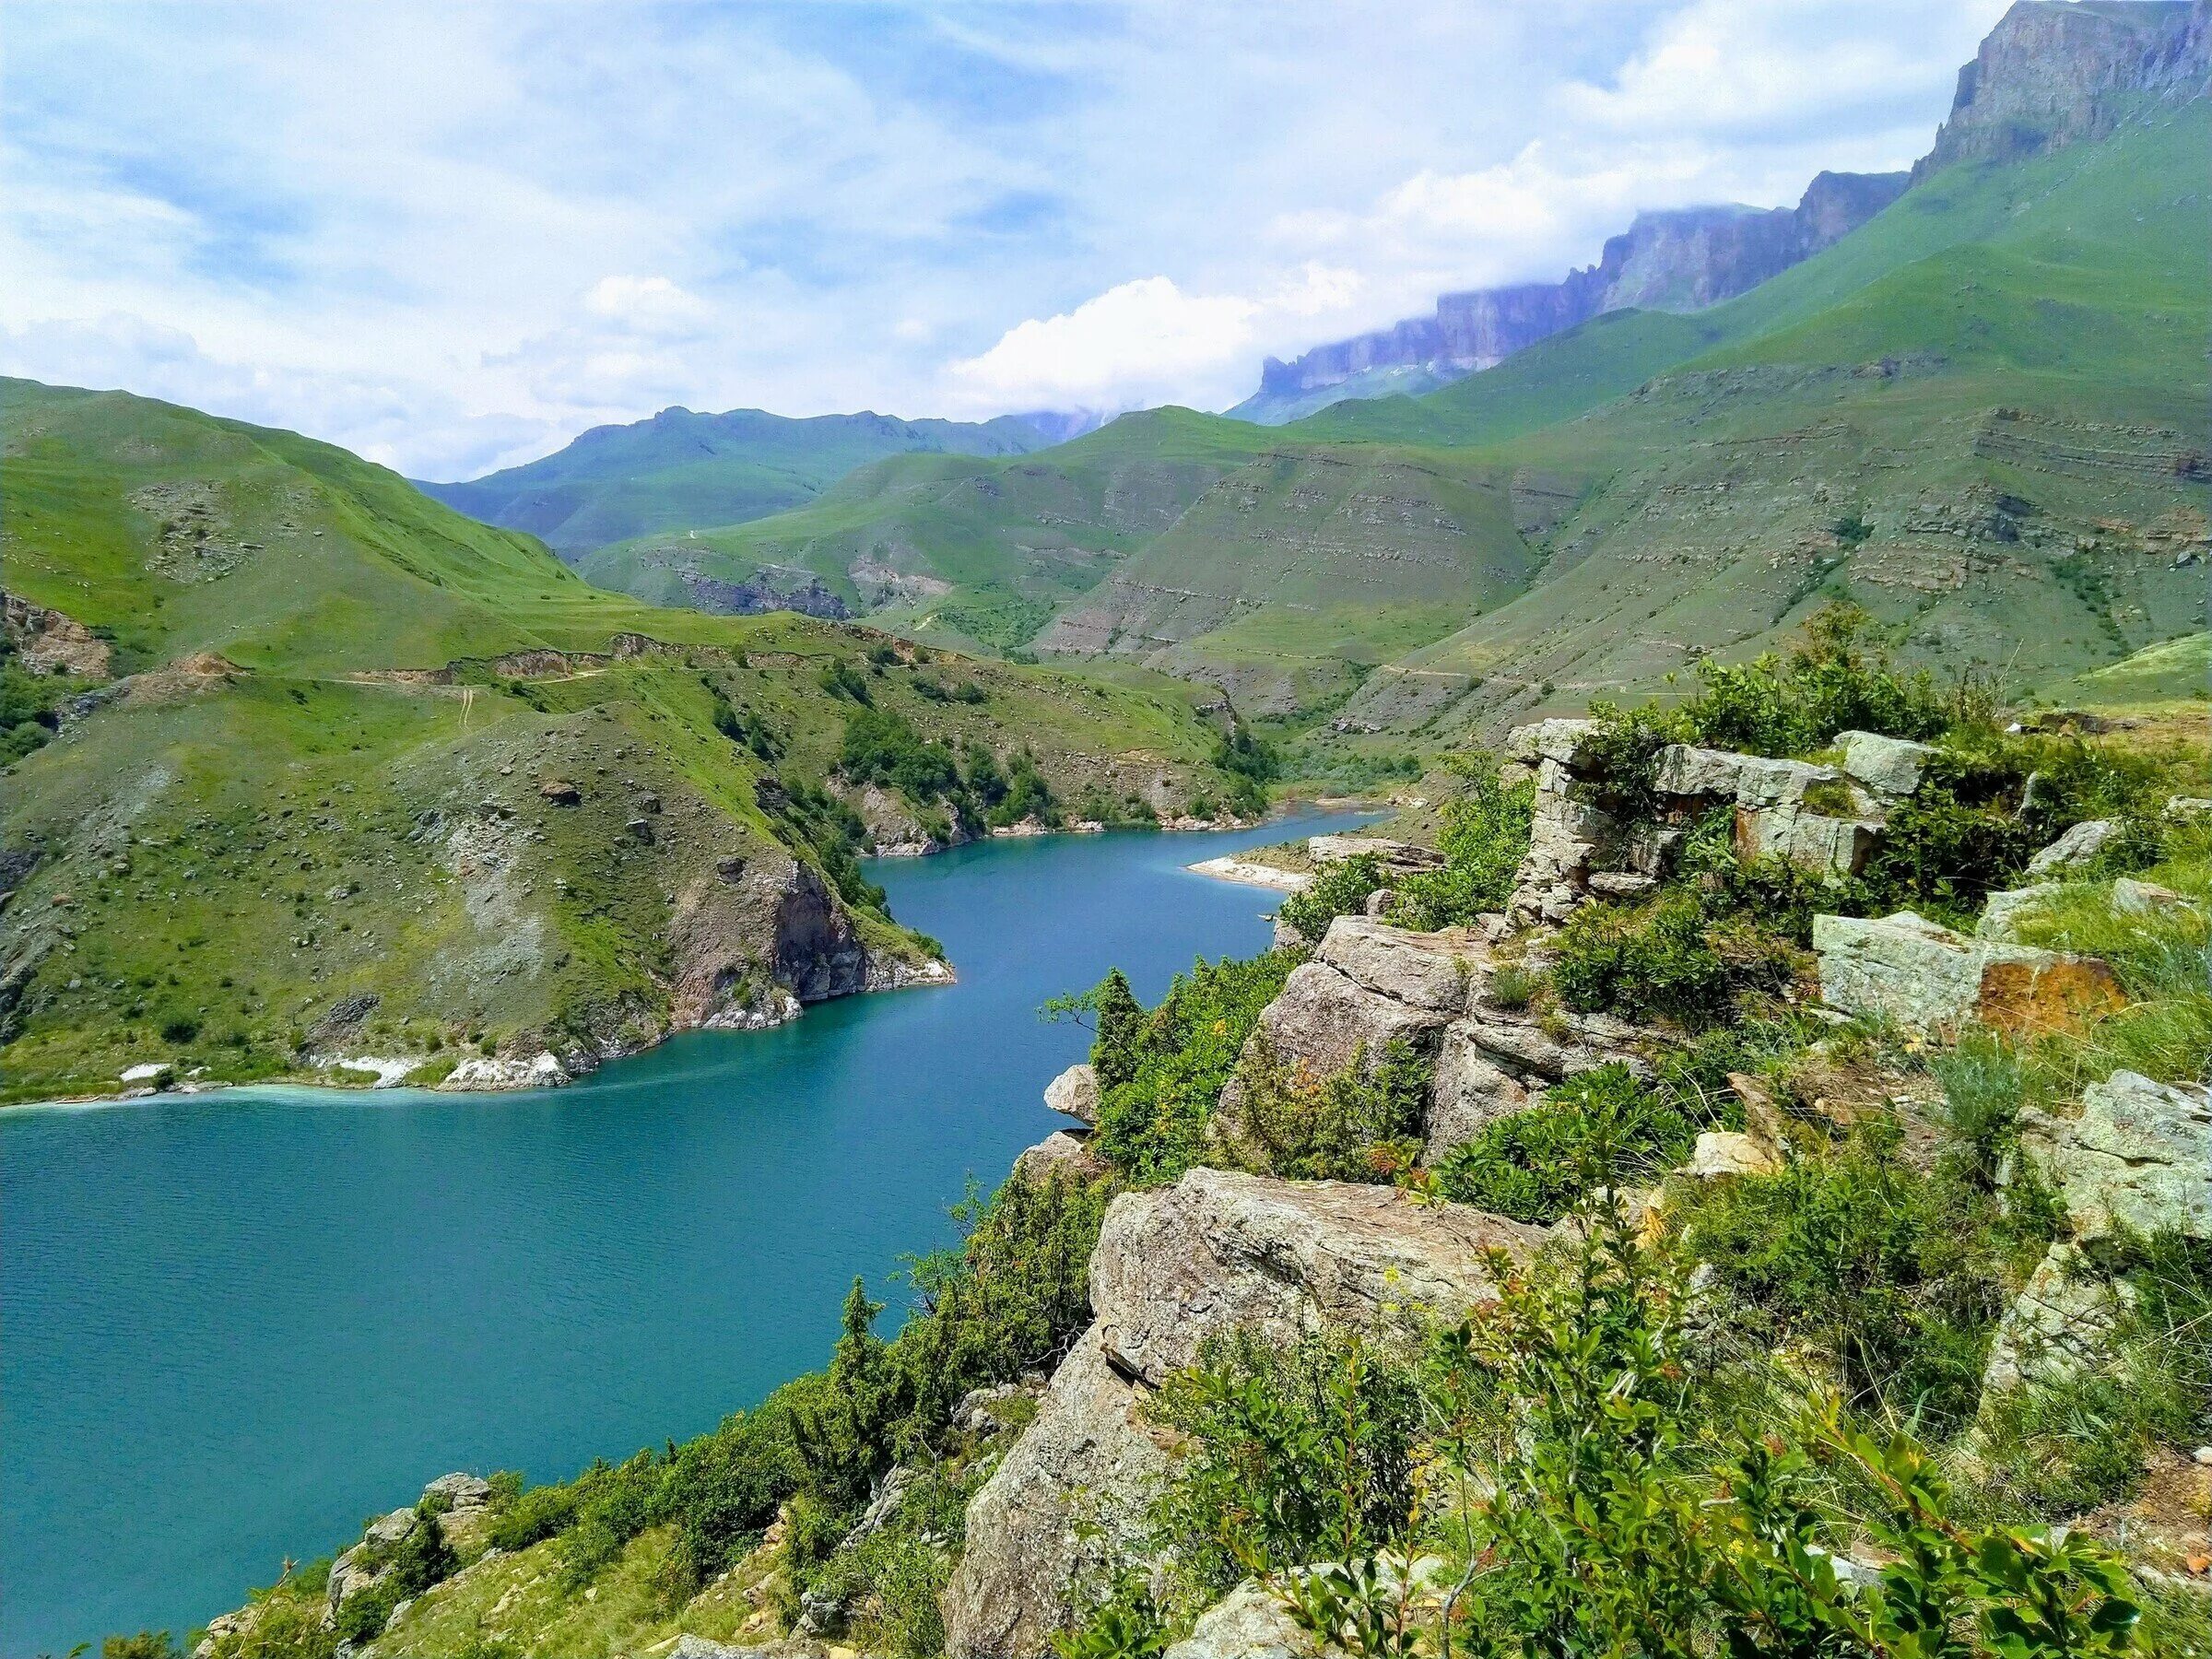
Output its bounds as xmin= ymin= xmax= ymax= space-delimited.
xmin=1 ymin=0 xmax=2010 ymax=478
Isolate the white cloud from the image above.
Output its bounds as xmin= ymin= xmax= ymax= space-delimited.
xmin=582 ymin=276 xmax=714 ymax=337
xmin=949 ymin=277 xmax=1259 ymax=410
xmin=0 ymin=0 xmax=2018 ymax=469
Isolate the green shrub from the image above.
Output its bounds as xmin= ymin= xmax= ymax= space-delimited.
xmin=1983 ymin=1233 xmax=2212 ymax=1514
xmin=1550 ymin=894 xmax=1705 ymax=1022
xmin=1149 ymin=1330 xmax=1423 ymax=1609
xmin=1681 ymin=1117 xmax=2018 ymax=1432
xmin=1222 ymin=1037 xmax=1427 ymax=1182
xmin=1677 ymin=601 xmax=1949 ymax=758
xmin=839 ymin=708 xmax=962 ymax=806
xmin=1432 ymin=1062 xmax=1700 ymax=1224
xmin=1277 ymin=853 xmax=1382 ymax=944
xmin=1389 ymin=759 xmax=1534 ymax=929
xmin=817 ymin=659 xmax=872 ymax=702
xmin=1211 ymin=725 xmax=1278 ymax=817
xmin=486 ymin=1479 xmax=579 ymax=1552
xmin=1081 ymin=952 xmax=1302 ymax=1184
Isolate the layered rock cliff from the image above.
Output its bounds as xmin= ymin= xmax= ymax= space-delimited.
xmin=1918 ymin=0 xmax=2210 ymax=175
xmin=1236 ymin=0 xmax=2211 ymax=424
xmin=1235 ymin=170 xmax=1907 ymax=421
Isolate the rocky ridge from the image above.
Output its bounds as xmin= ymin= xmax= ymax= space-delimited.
xmin=1238 ymin=171 xmax=1908 ymax=420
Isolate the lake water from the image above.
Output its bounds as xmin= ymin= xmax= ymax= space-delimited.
xmin=0 ymin=811 xmax=1371 ymax=1655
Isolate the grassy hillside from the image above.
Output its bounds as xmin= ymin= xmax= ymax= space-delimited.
xmin=1329 ymin=102 xmax=2209 ymax=736
xmin=580 ymin=407 xmax=1269 ymax=651
xmin=419 ymin=406 xmax=1055 ymax=558
xmin=0 ymin=382 xmax=1246 ymax=1102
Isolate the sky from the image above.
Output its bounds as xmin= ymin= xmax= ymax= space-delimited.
xmin=0 ymin=0 xmax=2014 ymax=480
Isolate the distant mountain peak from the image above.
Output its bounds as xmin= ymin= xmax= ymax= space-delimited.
xmin=1918 ymin=0 xmax=2209 ymax=176
xmin=1234 ymin=0 xmax=2210 ymax=427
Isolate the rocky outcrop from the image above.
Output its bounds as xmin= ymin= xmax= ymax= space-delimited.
xmin=1423 ymin=1001 xmax=1652 ymax=1160
xmin=940 ymin=1327 xmax=1181 ymax=1659
xmin=1919 ymin=0 xmax=2210 ymax=177
xmin=2034 ymin=1070 xmax=2212 ymax=1244
xmin=2 ymin=592 xmax=112 ymax=677
xmin=1090 ymin=1169 xmax=1544 ymax=1384
xmin=1237 ymin=912 xmax=1653 ymax=1163
xmin=1502 ymin=722 xmax=1933 ymax=923
xmin=2026 ymin=818 xmax=2122 ymax=877
xmin=942 ymin=1171 xmax=1541 ymax=1659
xmin=1812 ymin=911 xmax=2124 ymax=1037
xmin=1239 ymin=171 xmax=1907 ymax=419
xmin=1045 ymin=1062 xmax=1101 ymax=1127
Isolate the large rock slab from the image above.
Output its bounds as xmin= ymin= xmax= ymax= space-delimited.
xmin=1090 ymin=1169 xmax=1544 ymax=1385
xmin=1839 ymin=731 xmax=1936 ymax=800
xmin=945 ymin=1173 xmax=1541 ymax=1659
xmin=1655 ymin=744 xmax=1837 ymax=809
xmin=938 ymin=1329 xmax=1181 ymax=1659
xmin=1312 ymin=916 xmax=1482 ymax=1014
xmin=1246 ymin=962 xmax=1454 ymax=1081
xmin=2041 ymin=1070 xmax=2212 ymax=1243
xmin=1812 ymin=911 xmax=2124 ymax=1037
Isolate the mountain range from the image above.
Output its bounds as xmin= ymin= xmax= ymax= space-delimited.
xmin=562 ymin=0 xmax=2207 ymax=730
xmin=417 ymin=406 xmax=1100 ymax=559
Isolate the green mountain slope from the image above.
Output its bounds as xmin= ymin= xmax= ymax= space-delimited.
xmin=1330 ymin=104 xmax=2209 ymax=735
xmin=578 ymin=407 xmax=1269 ymax=651
xmin=0 ymin=382 xmax=1244 ymax=1102
xmin=419 ymin=406 xmax=1057 ymax=558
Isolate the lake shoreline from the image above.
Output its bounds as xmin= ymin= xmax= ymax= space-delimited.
xmin=6 ymin=804 xmax=1383 ymax=1114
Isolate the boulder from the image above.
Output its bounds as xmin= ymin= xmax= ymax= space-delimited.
xmin=939 ymin=1329 xmax=1179 ymax=1659
xmin=1246 ymin=961 xmax=1454 ymax=1082
xmin=1421 ymin=1005 xmax=1653 ymax=1162
xmin=1044 ymin=1062 xmax=1100 ymax=1127
xmin=2112 ymin=877 xmax=2189 ymax=916
xmin=1682 ymin=1131 xmax=1781 ymax=1180
xmin=1839 ymin=730 xmax=1936 ymax=800
xmin=2041 ymin=1070 xmax=2212 ymax=1243
xmin=1505 ymin=717 xmax=1602 ymax=768
xmin=1981 ymin=1242 xmax=2134 ymax=1399
xmin=1014 ymin=1130 xmax=1104 ymax=1183
xmin=1655 ymin=744 xmax=1838 ymax=809
xmin=422 ymin=1472 xmax=492 ymax=1511
xmin=1975 ymin=884 xmax=2062 ymax=941
xmin=1163 ymin=1583 xmax=1317 ymax=1659
xmin=1812 ymin=911 xmax=2124 ymax=1037
xmin=2026 ymin=818 xmax=2121 ymax=877
xmin=1734 ymin=802 xmax=1880 ymax=879
xmin=1089 ymin=1169 xmax=1544 ymax=1385
xmin=1424 ymin=1029 xmax=1534 ymax=1158
xmin=1312 ymin=916 xmax=1480 ymax=1014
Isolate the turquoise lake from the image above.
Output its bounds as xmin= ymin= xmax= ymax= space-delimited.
xmin=0 ymin=812 xmax=1371 ymax=1654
